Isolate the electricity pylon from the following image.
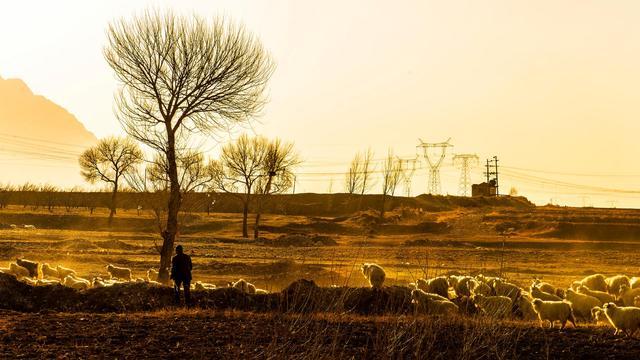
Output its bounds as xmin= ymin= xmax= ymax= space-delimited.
xmin=417 ymin=138 xmax=453 ymax=195
xmin=453 ymin=154 xmax=479 ymax=196
xmin=397 ymin=156 xmax=419 ymax=197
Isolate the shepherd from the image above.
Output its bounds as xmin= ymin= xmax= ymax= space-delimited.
xmin=171 ymin=244 xmax=193 ymax=306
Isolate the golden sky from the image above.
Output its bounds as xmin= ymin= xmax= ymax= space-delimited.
xmin=1 ymin=0 xmax=640 ymax=207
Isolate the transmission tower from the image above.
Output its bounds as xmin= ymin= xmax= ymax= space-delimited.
xmin=453 ymin=154 xmax=479 ymax=196
xmin=397 ymin=156 xmax=419 ymax=197
xmin=417 ymin=138 xmax=453 ymax=195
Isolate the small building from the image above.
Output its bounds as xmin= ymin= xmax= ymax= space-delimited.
xmin=472 ymin=180 xmax=497 ymax=197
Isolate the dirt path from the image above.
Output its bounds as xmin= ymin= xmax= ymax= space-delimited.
xmin=1 ymin=310 xmax=639 ymax=359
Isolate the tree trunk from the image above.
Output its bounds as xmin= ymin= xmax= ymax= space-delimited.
xmin=158 ymin=132 xmax=182 ymax=284
xmin=380 ymin=193 xmax=387 ymax=221
xmin=108 ymin=181 xmax=118 ymax=227
xmin=242 ymin=195 xmax=249 ymax=238
xmin=253 ymin=175 xmax=274 ymax=240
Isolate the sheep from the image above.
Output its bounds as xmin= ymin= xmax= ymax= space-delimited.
xmin=16 ymin=258 xmax=40 ymax=278
xmin=21 ymin=277 xmax=37 ymax=286
xmin=591 ymin=306 xmax=609 ymax=325
xmin=575 ymin=274 xmax=607 ymax=292
xmin=92 ymin=278 xmax=110 ymax=288
xmin=56 ymin=265 xmax=76 ymax=279
xmin=472 ymin=294 xmax=513 ymax=318
xmin=618 ymin=285 xmax=640 ymax=307
xmin=106 ymin=264 xmax=132 ymax=281
xmin=36 ymin=279 xmax=59 ymax=286
xmin=492 ymin=279 xmax=521 ymax=301
xmin=9 ymin=263 xmax=30 ymax=278
xmin=62 ymin=275 xmax=90 ymax=290
xmin=603 ymin=303 xmax=640 ymax=337
xmin=449 ymin=275 xmax=474 ymax=297
xmin=606 ymin=275 xmax=631 ymax=296
xmin=532 ymin=279 xmax=556 ymax=295
xmin=564 ymin=289 xmax=600 ymax=320
xmin=531 ymin=299 xmax=577 ymax=329
xmin=361 ymin=263 xmax=386 ymax=289
xmin=470 ymin=280 xmax=492 ymax=297
xmin=630 ymin=277 xmax=640 ymax=289
xmin=416 ymin=276 xmax=449 ymax=298
xmin=23 ymin=224 xmax=36 ymax=229
xmin=411 ymin=289 xmax=458 ymax=315
xmin=232 ymin=279 xmax=256 ymax=294
xmin=194 ymin=281 xmax=217 ymax=291
xmin=577 ymin=285 xmax=616 ymax=305
xmin=530 ymin=285 xmax=562 ymax=302
xmin=411 ymin=288 xmax=449 ymax=302
xmin=255 ymin=289 xmax=269 ymax=295
xmin=9 ymin=224 xmax=17 ymax=229
xmin=41 ymin=263 xmax=59 ymax=279
xmin=516 ymin=293 xmax=538 ymax=320
xmin=147 ymin=268 xmax=159 ymax=282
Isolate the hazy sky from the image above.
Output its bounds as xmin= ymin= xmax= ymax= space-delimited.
xmin=1 ymin=0 xmax=640 ymax=207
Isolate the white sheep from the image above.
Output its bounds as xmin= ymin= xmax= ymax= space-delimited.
xmin=42 ymin=263 xmax=59 ymax=279
xmin=565 ymin=289 xmax=600 ymax=320
xmin=619 ymin=285 xmax=640 ymax=307
xmin=531 ymin=299 xmax=577 ymax=329
xmin=577 ymin=285 xmax=616 ymax=305
xmin=630 ymin=277 xmax=640 ymax=289
xmin=470 ymin=280 xmax=492 ymax=297
xmin=23 ymin=224 xmax=36 ymax=229
xmin=473 ymin=294 xmax=513 ymax=318
xmin=361 ymin=263 xmax=386 ymax=289
xmin=606 ymin=275 xmax=631 ymax=296
xmin=147 ymin=268 xmax=159 ymax=282
xmin=591 ymin=306 xmax=609 ymax=325
xmin=56 ymin=265 xmax=77 ymax=279
xmin=194 ymin=281 xmax=217 ymax=291
xmin=63 ymin=275 xmax=90 ymax=290
xmin=575 ymin=274 xmax=607 ymax=292
xmin=92 ymin=278 xmax=110 ymax=288
xmin=516 ymin=293 xmax=538 ymax=320
xmin=411 ymin=289 xmax=458 ymax=315
xmin=411 ymin=288 xmax=449 ymax=302
xmin=255 ymin=289 xmax=269 ymax=295
xmin=416 ymin=276 xmax=449 ymax=298
xmin=9 ymin=263 xmax=30 ymax=278
xmin=530 ymin=285 xmax=562 ymax=302
xmin=532 ymin=279 xmax=556 ymax=295
xmin=492 ymin=279 xmax=521 ymax=301
xmin=449 ymin=275 xmax=474 ymax=297
xmin=232 ymin=279 xmax=257 ymax=294
xmin=106 ymin=264 xmax=132 ymax=281
xmin=16 ymin=258 xmax=40 ymax=278
xmin=603 ymin=303 xmax=640 ymax=337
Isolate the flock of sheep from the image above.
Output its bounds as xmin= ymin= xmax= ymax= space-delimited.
xmin=4 ymin=258 xmax=640 ymax=337
xmin=361 ymin=263 xmax=640 ymax=337
xmin=0 ymin=259 xmax=267 ymax=294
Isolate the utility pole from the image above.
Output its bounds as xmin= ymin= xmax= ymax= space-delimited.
xmin=453 ymin=154 xmax=479 ymax=196
xmin=417 ymin=138 xmax=453 ymax=195
xmin=484 ymin=156 xmax=500 ymax=196
xmin=397 ymin=156 xmax=419 ymax=197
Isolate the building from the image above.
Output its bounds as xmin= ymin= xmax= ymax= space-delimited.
xmin=472 ymin=180 xmax=497 ymax=197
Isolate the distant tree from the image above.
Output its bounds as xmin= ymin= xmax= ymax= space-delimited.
xmin=345 ymin=152 xmax=364 ymax=194
xmin=380 ymin=149 xmax=402 ymax=219
xmin=105 ymin=10 xmax=274 ymax=282
xmin=509 ymin=187 xmax=518 ymax=196
xmin=79 ymin=137 xmax=142 ymax=225
xmin=253 ymin=138 xmax=300 ymax=239
xmin=210 ymin=134 xmax=267 ymax=238
xmin=359 ymin=148 xmax=375 ymax=196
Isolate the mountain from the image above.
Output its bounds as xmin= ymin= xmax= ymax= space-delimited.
xmin=0 ymin=75 xmax=97 ymax=186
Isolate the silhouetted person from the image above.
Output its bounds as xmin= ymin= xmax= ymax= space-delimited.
xmin=171 ymin=245 xmax=192 ymax=306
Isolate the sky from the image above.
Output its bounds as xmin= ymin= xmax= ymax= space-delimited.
xmin=1 ymin=0 xmax=640 ymax=207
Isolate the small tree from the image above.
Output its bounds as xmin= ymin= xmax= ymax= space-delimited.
xmin=380 ymin=149 xmax=402 ymax=219
xmin=253 ymin=138 xmax=300 ymax=239
xmin=211 ymin=134 xmax=267 ymax=238
xmin=105 ymin=11 xmax=274 ymax=281
xmin=345 ymin=152 xmax=363 ymax=194
xmin=79 ymin=137 xmax=142 ymax=225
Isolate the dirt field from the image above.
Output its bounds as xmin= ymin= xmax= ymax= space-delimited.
xmin=1 ymin=197 xmax=640 ymax=358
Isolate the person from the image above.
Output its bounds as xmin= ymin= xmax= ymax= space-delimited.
xmin=170 ymin=244 xmax=192 ymax=306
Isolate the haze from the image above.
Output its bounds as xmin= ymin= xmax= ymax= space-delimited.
xmin=1 ymin=0 xmax=639 ymax=207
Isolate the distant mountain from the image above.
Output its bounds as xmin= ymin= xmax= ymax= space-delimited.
xmin=0 ymin=75 xmax=97 ymax=146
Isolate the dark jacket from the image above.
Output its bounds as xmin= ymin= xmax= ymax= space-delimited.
xmin=170 ymin=253 xmax=192 ymax=281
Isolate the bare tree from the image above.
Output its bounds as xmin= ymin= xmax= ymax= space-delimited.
xmin=105 ymin=11 xmax=274 ymax=282
xmin=253 ymin=138 xmax=300 ymax=239
xmin=345 ymin=152 xmax=363 ymax=194
xmin=359 ymin=147 xmax=375 ymax=196
xmin=79 ymin=137 xmax=142 ymax=225
xmin=210 ymin=134 xmax=267 ymax=238
xmin=380 ymin=149 xmax=402 ymax=219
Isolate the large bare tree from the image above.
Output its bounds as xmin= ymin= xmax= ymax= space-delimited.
xmin=253 ymin=138 xmax=300 ymax=239
xmin=380 ymin=149 xmax=402 ymax=219
xmin=104 ymin=11 xmax=274 ymax=282
xmin=345 ymin=152 xmax=363 ymax=194
xmin=79 ymin=136 xmax=142 ymax=225
xmin=210 ymin=134 xmax=266 ymax=238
